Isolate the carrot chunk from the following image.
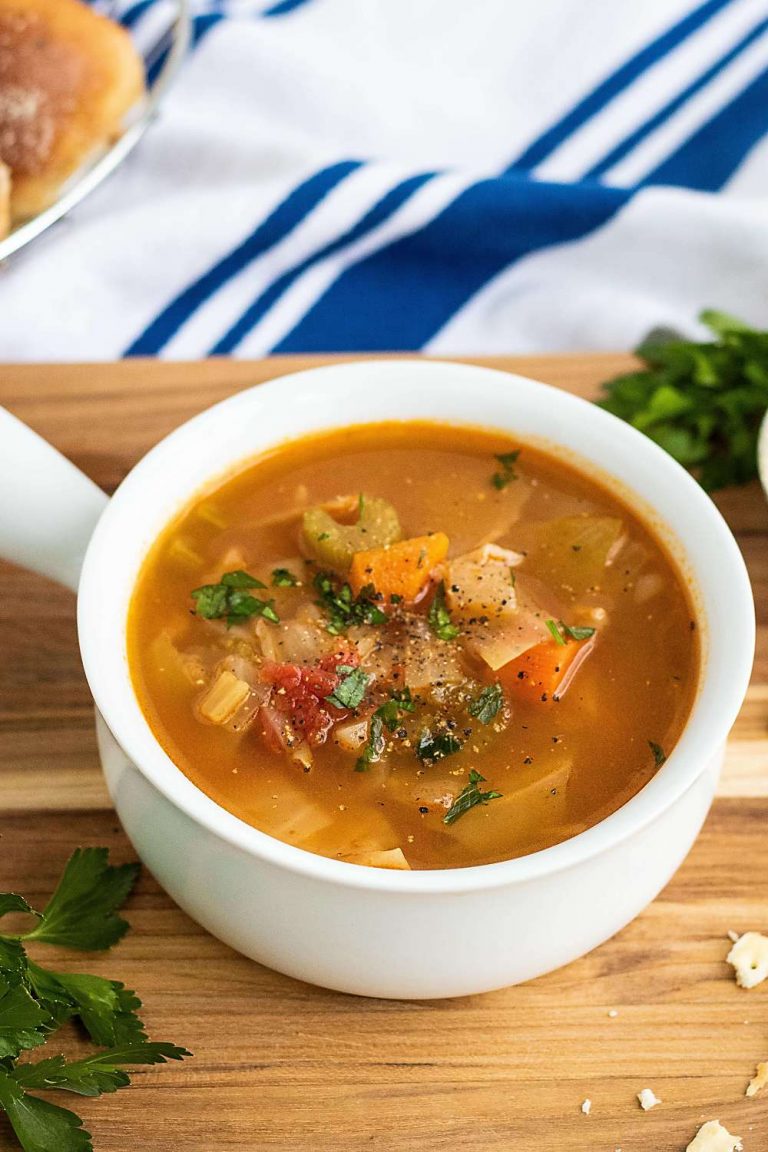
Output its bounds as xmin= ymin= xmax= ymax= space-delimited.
xmin=498 ymin=635 xmax=594 ymax=702
xmin=349 ymin=533 xmax=449 ymax=602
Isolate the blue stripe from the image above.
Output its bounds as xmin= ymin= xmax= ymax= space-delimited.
xmin=272 ymin=176 xmax=631 ymax=353
xmin=211 ymin=172 xmax=435 ymax=354
xmin=124 ymin=161 xmax=361 ymax=356
xmin=640 ymin=63 xmax=768 ymax=190
xmin=119 ymin=0 xmax=155 ymax=28
xmin=508 ymin=0 xmax=735 ymax=171
xmin=191 ymin=12 xmax=224 ymax=44
xmin=585 ymin=18 xmax=768 ymax=181
xmin=263 ymin=0 xmax=315 ymax=14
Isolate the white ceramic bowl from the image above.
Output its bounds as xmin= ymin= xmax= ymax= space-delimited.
xmin=0 ymin=360 xmax=754 ymax=999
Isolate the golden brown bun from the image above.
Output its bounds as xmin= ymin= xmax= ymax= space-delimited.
xmin=0 ymin=0 xmax=145 ymax=222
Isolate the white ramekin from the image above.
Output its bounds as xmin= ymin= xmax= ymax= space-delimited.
xmin=0 ymin=361 xmax=754 ymax=998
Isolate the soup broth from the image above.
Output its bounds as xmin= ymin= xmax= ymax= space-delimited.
xmin=128 ymin=422 xmax=699 ymax=870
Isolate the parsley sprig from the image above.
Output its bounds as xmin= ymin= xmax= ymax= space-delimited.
xmin=313 ymin=571 xmax=387 ymax=635
xmin=0 ymin=849 xmax=189 ymax=1152
xmin=192 ymin=570 xmax=279 ymax=627
xmin=443 ymin=770 xmax=503 ymax=825
xmin=545 ymin=619 xmax=596 ymax=646
xmin=599 ymin=309 xmax=768 ymax=491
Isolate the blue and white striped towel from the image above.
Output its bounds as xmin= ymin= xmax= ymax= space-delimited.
xmin=3 ymin=0 xmax=768 ymax=360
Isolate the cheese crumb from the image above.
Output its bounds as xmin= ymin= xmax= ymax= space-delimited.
xmin=608 ymin=1008 xmax=618 ymax=1018
xmin=727 ymin=930 xmax=741 ymax=944
xmin=637 ymin=1087 xmax=661 ymax=1110
xmin=746 ymin=1061 xmax=768 ymax=1098
xmin=727 ymin=931 xmax=768 ymax=989
xmin=581 ymin=1099 xmax=591 ymax=1115
xmin=685 ymin=1120 xmax=742 ymax=1152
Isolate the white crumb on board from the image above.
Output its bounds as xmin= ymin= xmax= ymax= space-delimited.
xmin=608 ymin=1008 xmax=618 ymax=1017
xmin=580 ymin=1099 xmax=591 ymax=1115
xmin=637 ymin=1087 xmax=661 ymax=1110
xmin=685 ymin=1120 xmax=743 ymax=1151
xmin=727 ymin=931 xmax=768 ymax=989
xmin=746 ymin=1061 xmax=768 ymax=1098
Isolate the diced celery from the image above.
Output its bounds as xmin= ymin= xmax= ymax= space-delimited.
xmin=301 ymin=495 xmax=401 ymax=570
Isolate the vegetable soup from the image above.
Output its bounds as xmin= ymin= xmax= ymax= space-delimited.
xmin=128 ymin=422 xmax=699 ymax=871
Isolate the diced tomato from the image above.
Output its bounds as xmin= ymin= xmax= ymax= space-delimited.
xmin=498 ymin=636 xmax=594 ymax=703
xmin=261 ymin=650 xmax=359 ymax=746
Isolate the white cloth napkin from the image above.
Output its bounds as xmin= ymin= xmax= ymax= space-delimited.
xmin=2 ymin=0 xmax=768 ymax=360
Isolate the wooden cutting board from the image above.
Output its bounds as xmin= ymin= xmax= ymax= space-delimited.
xmin=1 ymin=355 xmax=766 ymax=1152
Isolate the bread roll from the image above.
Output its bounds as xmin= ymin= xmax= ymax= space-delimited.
xmin=0 ymin=0 xmax=145 ymax=222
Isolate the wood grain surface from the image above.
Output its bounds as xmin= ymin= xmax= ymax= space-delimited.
xmin=0 ymin=355 xmax=766 ymax=1152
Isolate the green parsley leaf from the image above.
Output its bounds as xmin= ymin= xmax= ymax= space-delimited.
xmin=355 ymin=713 xmax=385 ymax=772
xmin=27 ymin=968 xmax=145 ymax=1048
xmin=599 ymin=310 xmax=768 ymax=491
xmin=326 ymin=665 xmax=370 ymax=710
xmin=468 ymin=683 xmax=504 ymax=725
xmin=0 ymin=975 xmax=49 ymax=1061
xmin=560 ymin=622 xmax=596 ymax=642
xmin=443 ymin=769 xmax=503 ymax=825
xmin=11 ymin=1043 xmax=190 ymax=1098
xmin=649 ymin=740 xmax=667 ymax=768
xmin=0 ymin=850 xmax=189 ymax=1152
xmin=313 ymin=571 xmax=387 ymax=635
xmin=415 ymin=728 xmax=463 ymax=764
xmin=271 ymin=568 xmax=300 ymax=588
xmin=192 ymin=570 xmax=278 ymax=628
xmin=376 ymin=687 xmax=416 ymax=733
xmin=0 ymin=897 xmax=39 ymax=923
xmin=491 ymin=449 xmax=520 ymax=490
xmin=23 ymin=849 xmax=139 ymax=952
xmin=545 ymin=619 xmax=567 ymax=647
xmin=427 ymin=582 xmax=459 ymax=642
xmin=0 ymin=1071 xmax=92 ymax=1152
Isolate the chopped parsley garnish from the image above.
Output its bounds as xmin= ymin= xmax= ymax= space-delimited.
xmin=443 ymin=769 xmax=503 ymax=825
xmin=546 ymin=619 xmax=597 ymax=645
xmin=326 ymin=665 xmax=369 ymax=710
xmin=491 ymin=449 xmax=520 ymax=490
xmin=649 ymin=740 xmax=667 ymax=767
xmin=599 ymin=309 xmax=768 ymax=491
xmin=376 ymin=687 xmax=416 ymax=732
xmin=271 ymin=568 xmax=300 ymax=587
xmin=313 ymin=571 xmax=388 ymax=635
xmin=428 ymin=581 xmax=459 ymax=641
xmin=560 ymin=621 xmax=596 ymax=642
xmin=355 ymin=689 xmax=416 ymax=769
xmin=192 ymin=569 xmax=279 ymax=627
xmin=355 ymin=714 xmax=385 ymax=772
xmin=0 ymin=849 xmax=189 ymax=1152
xmin=415 ymin=728 xmax=463 ymax=764
xmin=468 ymin=683 xmax=504 ymax=725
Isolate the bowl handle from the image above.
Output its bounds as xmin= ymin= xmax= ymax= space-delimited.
xmin=0 ymin=407 xmax=108 ymax=592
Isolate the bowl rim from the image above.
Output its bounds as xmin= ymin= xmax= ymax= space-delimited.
xmin=77 ymin=358 xmax=755 ymax=894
